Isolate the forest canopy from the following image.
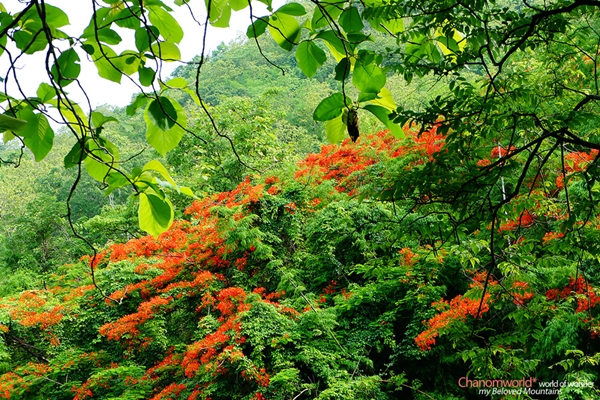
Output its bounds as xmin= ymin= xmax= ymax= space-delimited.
xmin=1 ymin=0 xmax=600 ymax=399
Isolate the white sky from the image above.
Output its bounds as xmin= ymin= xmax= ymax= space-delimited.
xmin=0 ymin=0 xmax=276 ymax=109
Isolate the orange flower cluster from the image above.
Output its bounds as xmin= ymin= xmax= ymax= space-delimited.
xmin=556 ymin=149 xmax=599 ymax=189
xmin=511 ymin=281 xmax=534 ymax=306
xmin=415 ymin=293 xmax=491 ymax=351
xmin=546 ymin=276 xmax=600 ymax=313
xmin=99 ymin=296 xmax=173 ymax=342
xmin=498 ymin=210 xmax=535 ymax=232
xmin=149 ymin=382 xmax=186 ymax=400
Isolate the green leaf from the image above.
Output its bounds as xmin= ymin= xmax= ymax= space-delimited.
xmin=276 ymin=3 xmax=306 ymax=16
xmin=85 ymin=137 xmax=120 ymax=182
xmin=36 ymin=83 xmax=56 ymax=102
xmin=363 ymin=104 xmax=404 ymax=138
xmin=165 ymin=77 xmax=188 ymax=88
xmin=127 ymin=93 xmax=150 ymax=116
xmin=205 ymin=0 xmax=231 ymax=27
xmin=295 ymin=41 xmax=326 ymax=77
xmin=229 ymin=0 xmax=248 ymax=11
xmin=325 ymin=111 xmax=347 ymax=143
xmin=44 ymin=4 xmax=70 ymax=28
xmin=334 ymin=58 xmax=350 ymax=81
xmin=269 ymin=12 xmax=300 ymax=51
xmin=138 ymin=192 xmax=174 ymax=237
xmin=18 ymin=108 xmax=54 ymax=161
xmin=339 ymin=6 xmax=363 ymax=33
xmin=91 ymin=111 xmax=118 ymax=129
xmin=145 ymin=98 xmax=186 ymax=155
xmin=143 ymin=160 xmax=176 ymax=187
xmin=2 ymin=131 xmax=15 ymax=144
xmin=135 ymin=26 xmax=159 ymax=52
xmin=148 ymin=5 xmax=184 ymax=43
xmin=353 ymin=56 xmax=386 ymax=94
xmin=83 ymin=41 xmax=122 ymax=83
xmin=14 ymin=29 xmax=48 ymax=54
xmin=247 ymin=18 xmax=268 ymax=38
xmin=150 ymin=41 xmax=181 ymax=61
xmin=139 ymin=66 xmax=156 ymax=86
xmin=368 ymin=87 xmax=396 ymax=110
xmin=313 ymin=92 xmax=348 ymax=121
xmin=51 ymin=48 xmax=81 ymax=87
xmin=315 ymin=30 xmax=347 ymax=61
xmin=147 ymin=96 xmax=178 ymax=130
xmin=113 ymin=7 xmax=140 ymax=29
xmin=64 ymin=140 xmax=87 ymax=168
xmin=0 ymin=114 xmax=28 ymax=132
xmin=311 ymin=1 xmax=343 ymax=29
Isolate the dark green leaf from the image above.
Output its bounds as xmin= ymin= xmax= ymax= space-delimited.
xmin=247 ymin=18 xmax=268 ymax=38
xmin=147 ymin=97 xmax=178 ymax=130
xmin=339 ymin=6 xmax=363 ymax=33
xmin=313 ymin=93 xmax=348 ymax=121
xmin=51 ymin=48 xmax=81 ymax=87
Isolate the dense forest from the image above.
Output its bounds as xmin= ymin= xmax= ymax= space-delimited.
xmin=1 ymin=0 xmax=600 ymax=399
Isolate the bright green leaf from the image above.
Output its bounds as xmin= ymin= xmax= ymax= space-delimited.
xmin=325 ymin=111 xmax=347 ymax=143
xmin=313 ymin=92 xmax=348 ymax=121
xmin=276 ymin=3 xmax=306 ymax=16
xmin=51 ymin=48 xmax=81 ymax=87
xmin=269 ymin=12 xmax=300 ymax=51
xmin=295 ymin=41 xmax=326 ymax=77
xmin=363 ymin=104 xmax=404 ymax=138
xmin=148 ymin=5 xmax=184 ymax=43
xmin=144 ymin=98 xmax=186 ymax=155
xmin=138 ymin=192 xmax=174 ymax=237
xmin=0 ymin=113 xmax=28 ymax=132
xmin=18 ymin=108 xmax=54 ymax=161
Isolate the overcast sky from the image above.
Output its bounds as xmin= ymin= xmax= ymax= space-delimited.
xmin=1 ymin=0 xmax=275 ymax=109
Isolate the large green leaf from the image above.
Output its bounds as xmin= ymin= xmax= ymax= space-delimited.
xmin=148 ymin=5 xmax=184 ymax=43
xmin=145 ymin=98 xmax=186 ymax=155
xmin=205 ymin=0 xmax=231 ymax=27
xmin=295 ymin=41 xmax=326 ymax=77
xmin=138 ymin=192 xmax=174 ymax=237
xmin=353 ymin=56 xmax=386 ymax=94
xmin=247 ymin=17 xmax=268 ymax=38
xmin=36 ymin=83 xmax=56 ymax=103
xmin=339 ymin=6 xmax=363 ymax=33
xmin=315 ymin=30 xmax=347 ymax=61
xmin=276 ymin=3 xmax=306 ymax=16
xmin=51 ymin=48 xmax=81 ymax=87
xmin=85 ymin=138 xmax=120 ymax=182
xmin=143 ymin=160 xmax=176 ymax=187
xmin=313 ymin=93 xmax=349 ymax=121
xmin=147 ymin=96 xmax=178 ymax=130
xmin=0 ymin=114 xmax=27 ymax=133
xmin=150 ymin=41 xmax=181 ymax=61
xmin=64 ymin=140 xmax=86 ymax=168
xmin=363 ymin=104 xmax=404 ymax=138
xmin=269 ymin=12 xmax=300 ymax=51
xmin=44 ymin=4 xmax=70 ymax=28
xmin=18 ymin=108 xmax=54 ymax=161
xmin=325 ymin=111 xmax=347 ymax=143
xmin=83 ymin=41 xmax=122 ymax=83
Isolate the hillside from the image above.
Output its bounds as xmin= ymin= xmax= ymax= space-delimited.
xmin=0 ymin=127 xmax=599 ymax=399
